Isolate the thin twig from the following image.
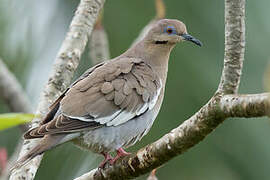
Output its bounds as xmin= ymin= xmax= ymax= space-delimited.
xmin=131 ymin=0 xmax=166 ymax=46
xmin=155 ymin=0 xmax=165 ymax=19
xmin=9 ymin=0 xmax=105 ymax=179
xmin=0 ymin=59 xmax=32 ymax=113
xmin=89 ymin=10 xmax=110 ymax=65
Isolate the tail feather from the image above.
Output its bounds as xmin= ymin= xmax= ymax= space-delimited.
xmin=10 ymin=143 xmax=46 ymax=172
xmin=10 ymin=134 xmax=67 ymax=172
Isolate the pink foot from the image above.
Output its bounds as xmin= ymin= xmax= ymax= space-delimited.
xmin=109 ymin=148 xmax=131 ymax=165
xmin=99 ymin=152 xmax=113 ymax=169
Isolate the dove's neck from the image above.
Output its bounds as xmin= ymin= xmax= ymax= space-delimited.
xmin=124 ymin=40 xmax=175 ymax=82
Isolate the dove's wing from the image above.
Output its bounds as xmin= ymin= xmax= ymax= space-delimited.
xmin=24 ymin=57 xmax=161 ymax=139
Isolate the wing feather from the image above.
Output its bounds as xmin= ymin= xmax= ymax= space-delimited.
xmin=24 ymin=57 xmax=162 ymax=139
xmin=61 ymin=58 xmax=161 ymax=126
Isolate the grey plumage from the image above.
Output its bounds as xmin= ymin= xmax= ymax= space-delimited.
xmin=13 ymin=19 xmax=202 ymax=170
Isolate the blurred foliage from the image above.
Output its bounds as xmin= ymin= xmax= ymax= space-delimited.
xmin=1 ymin=0 xmax=270 ymax=180
xmin=0 ymin=113 xmax=34 ymax=131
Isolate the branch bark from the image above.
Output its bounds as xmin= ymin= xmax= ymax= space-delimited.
xmin=9 ymin=0 xmax=105 ymax=179
xmin=0 ymin=59 xmax=32 ymax=115
xmin=221 ymin=93 xmax=270 ymax=118
xmin=88 ymin=10 xmax=110 ymax=65
xmin=218 ymin=0 xmax=245 ymax=94
xmin=74 ymin=0 xmax=249 ymax=179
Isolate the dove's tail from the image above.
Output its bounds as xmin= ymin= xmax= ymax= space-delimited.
xmin=10 ymin=134 xmax=68 ymax=172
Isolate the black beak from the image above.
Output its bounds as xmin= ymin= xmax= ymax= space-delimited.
xmin=181 ymin=34 xmax=203 ymax=47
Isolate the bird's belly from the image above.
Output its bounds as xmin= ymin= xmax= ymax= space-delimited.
xmin=73 ymin=109 xmax=157 ymax=153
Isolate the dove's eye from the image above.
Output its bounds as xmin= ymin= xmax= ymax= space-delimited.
xmin=167 ymin=28 xmax=173 ymax=34
xmin=164 ymin=26 xmax=176 ymax=35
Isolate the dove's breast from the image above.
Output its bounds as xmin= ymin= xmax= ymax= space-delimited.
xmin=73 ymin=89 xmax=164 ymax=153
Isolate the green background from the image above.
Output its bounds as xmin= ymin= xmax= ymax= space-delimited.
xmin=1 ymin=0 xmax=270 ymax=179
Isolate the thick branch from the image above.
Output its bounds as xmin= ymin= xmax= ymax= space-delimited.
xmin=9 ymin=0 xmax=105 ymax=179
xmin=221 ymin=93 xmax=270 ymax=118
xmin=75 ymin=95 xmax=224 ymax=180
xmin=218 ymin=0 xmax=246 ymax=94
xmin=74 ymin=92 xmax=270 ymax=180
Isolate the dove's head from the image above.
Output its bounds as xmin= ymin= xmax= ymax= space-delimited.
xmin=146 ymin=19 xmax=202 ymax=47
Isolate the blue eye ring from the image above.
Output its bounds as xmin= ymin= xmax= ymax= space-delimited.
xmin=164 ymin=26 xmax=177 ymax=35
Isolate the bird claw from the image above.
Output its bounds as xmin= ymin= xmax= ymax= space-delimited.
xmin=99 ymin=148 xmax=131 ymax=168
xmin=99 ymin=152 xmax=113 ymax=169
xmin=109 ymin=148 xmax=131 ymax=165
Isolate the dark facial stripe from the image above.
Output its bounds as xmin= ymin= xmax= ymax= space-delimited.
xmin=155 ymin=41 xmax=169 ymax=44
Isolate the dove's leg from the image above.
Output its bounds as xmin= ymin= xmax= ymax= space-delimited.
xmin=99 ymin=152 xmax=113 ymax=168
xmin=109 ymin=148 xmax=131 ymax=164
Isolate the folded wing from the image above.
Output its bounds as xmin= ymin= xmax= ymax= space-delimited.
xmin=24 ymin=57 xmax=161 ymax=139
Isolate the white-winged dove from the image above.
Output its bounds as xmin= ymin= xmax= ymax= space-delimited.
xmin=14 ymin=19 xmax=202 ymax=169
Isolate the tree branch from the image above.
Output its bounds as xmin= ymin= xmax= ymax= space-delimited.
xmin=0 ymin=59 xmax=32 ymax=115
xmin=218 ymin=0 xmax=246 ymax=94
xmin=221 ymin=93 xmax=270 ymax=118
xmin=74 ymin=91 xmax=270 ymax=180
xmin=9 ymin=0 xmax=105 ymax=179
xmin=74 ymin=0 xmax=249 ymax=179
xmin=88 ymin=10 xmax=110 ymax=65
xmin=131 ymin=0 xmax=166 ymax=46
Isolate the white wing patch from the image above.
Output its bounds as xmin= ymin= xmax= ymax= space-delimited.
xmin=64 ymin=79 xmax=162 ymax=127
xmin=64 ymin=115 xmax=92 ymax=122
xmin=149 ymin=79 xmax=162 ymax=110
xmin=136 ymin=103 xmax=148 ymax=115
xmin=98 ymin=110 xmax=122 ymax=124
xmin=107 ymin=110 xmax=136 ymax=126
xmin=107 ymin=79 xmax=162 ymax=126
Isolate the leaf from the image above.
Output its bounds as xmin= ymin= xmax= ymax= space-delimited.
xmin=0 ymin=113 xmax=35 ymax=131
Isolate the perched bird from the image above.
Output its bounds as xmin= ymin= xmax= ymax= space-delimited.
xmin=14 ymin=19 xmax=202 ymax=169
